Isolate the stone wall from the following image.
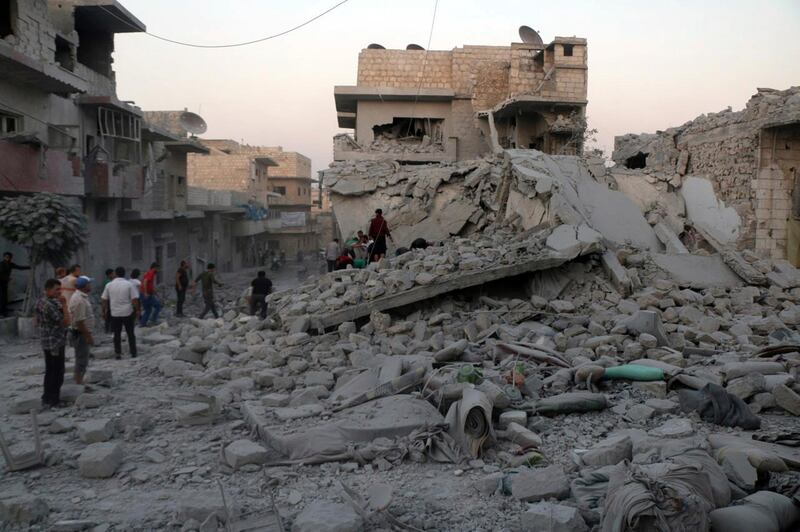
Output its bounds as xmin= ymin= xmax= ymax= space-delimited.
xmin=357 ymin=50 xmax=453 ymax=89
xmin=612 ymin=87 xmax=800 ymax=258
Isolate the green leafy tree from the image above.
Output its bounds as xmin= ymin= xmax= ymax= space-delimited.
xmin=0 ymin=193 xmax=88 ymax=315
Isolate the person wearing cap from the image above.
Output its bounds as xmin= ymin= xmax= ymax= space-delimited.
xmin=68 ymin=276 xmax=94 ymax=384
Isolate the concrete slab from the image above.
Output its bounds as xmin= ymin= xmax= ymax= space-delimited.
xmin=652 ymin=253 xmax=743 ymax=289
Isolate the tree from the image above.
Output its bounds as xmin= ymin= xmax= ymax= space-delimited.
xmin=0 ymin=193 xmax=88 ymax=315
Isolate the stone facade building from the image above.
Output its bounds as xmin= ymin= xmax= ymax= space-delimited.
xmin=612 ymin=87 xmax=800 ymax=263
xmin=333 ymin=36 xmax=588 ymax=162
xmin=187 ymin=141 xmax=318 ymax=260
xmin=0 ymin=1 xmax=271 ymax=313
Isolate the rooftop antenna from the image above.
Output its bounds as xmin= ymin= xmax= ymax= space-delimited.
xmin=179 ymin=111 xmax=207 ymax=139
xmin=518 ymin=25 xmax=544 ymax=45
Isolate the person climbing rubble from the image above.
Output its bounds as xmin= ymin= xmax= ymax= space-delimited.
xmin=368 ymin=208 xmax=393 ymax=262
xmin=249 ymin=270 xmax=272 ymax=319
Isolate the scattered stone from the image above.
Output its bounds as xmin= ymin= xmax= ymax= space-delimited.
xmin=773 ymin=384 xmax=800 ymax=415
xmin=626 ymin=404 xmax=655 ymax=423
xmin=649 ymin=418 xmax=694 ymax=438
xmin=498 ymin=410 xmax=527 ymax=429
xmin=520 ymin=502 xmax=588 ymax=532
xmin=291 ymin=500 xmax=363 ymax=532
xmin=0 ymin=494 xmax=49 ymax=525
xmin=581 ymin=434 xmax=632 ymax=466
xmin=78 ymin=442 xmax=123 ymax=478
xmin=76 ymin=419 xmax=114 ymax=444
xmin=726 ymin=373 xmax=766 ymax=400
xmin=511 ymin=465 xmax=570 ymax=502
xmin=224 ymin=439 xmax=269 ymax=469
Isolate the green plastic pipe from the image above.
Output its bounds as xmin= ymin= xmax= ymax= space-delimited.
xmin=603 ymin=364 xmax=664 ymax=381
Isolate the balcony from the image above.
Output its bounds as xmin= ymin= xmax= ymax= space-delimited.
xmin=84 ymin=161 xmax=143 ymax=199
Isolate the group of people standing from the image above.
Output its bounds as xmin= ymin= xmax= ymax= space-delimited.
xmin=325 ymin=208 xmax=395 ymax=272
xmin=30 ymin=258 xmax=225 ymax=409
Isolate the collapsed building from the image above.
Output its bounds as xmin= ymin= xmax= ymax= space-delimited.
xmin=613 ymin=87 xmax=800 ymax=263
xmin=333 ymin=34 xmax=588 ymax=163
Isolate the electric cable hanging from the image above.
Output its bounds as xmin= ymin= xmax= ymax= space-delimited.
xmin=97 ymin=0 xmax=350 ymax=49
xmin=405 ymin=0 xmax=440 ymax=138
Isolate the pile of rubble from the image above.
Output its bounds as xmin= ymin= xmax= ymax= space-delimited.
xmin=3 ymin=147 xmax=800 ymax=530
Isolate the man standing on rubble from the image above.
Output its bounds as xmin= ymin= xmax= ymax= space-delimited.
xmin=368 ymin=208 xmax=394 ymax=262
xmin=102 ymin=266 xmax=139 ymax=360
xmin=249 ymin=270 xmax=272 ymax=319
xmin=175 ymin=260 xmax=190 ymax=318
xmin=68 ymin=276 xmax=94 ymax=385
xmin=36 ymin=278 xmax=69 ymax=407
xmin=0 ymin=251 xmax=29 ymax=317
xmin=139 ymin=262 xmax=162 ymax=327
xmin=325 ymin=238 xmax=340 ymax=273
xmin=193 ymin=263 xmax=223 ymax=319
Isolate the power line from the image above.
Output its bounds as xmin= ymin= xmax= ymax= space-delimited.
xmin=406 ymin=0 xmax=439 ymax=136
xmin=98 ymin=0 xmax=350 ymax=49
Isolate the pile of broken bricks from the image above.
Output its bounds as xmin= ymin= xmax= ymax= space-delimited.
xmin=4 ymin=156 xmax=800 ymax=530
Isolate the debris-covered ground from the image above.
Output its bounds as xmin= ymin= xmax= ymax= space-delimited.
xmin=3 ymin=150 xmax=800 ymax=532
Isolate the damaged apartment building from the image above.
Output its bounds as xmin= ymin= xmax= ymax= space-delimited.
xmin=0 ymin=0 xmax=281 ymax=302
xmin=612 ymin=87 xmax=800 ymax=264
xmin=333 ymin=31 xmax=588 ymax=162
xmin=187 ymin=141 xmax=319 ymax=262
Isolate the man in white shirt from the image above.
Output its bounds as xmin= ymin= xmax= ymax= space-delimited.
xmin=325 ymin=239 xmax=340 ymax=273
xmin=101 ymin=266 xmax=139 ymax=360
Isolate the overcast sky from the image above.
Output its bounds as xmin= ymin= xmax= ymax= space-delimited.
xmin=114 ymin=0 xmax=800 ymax=174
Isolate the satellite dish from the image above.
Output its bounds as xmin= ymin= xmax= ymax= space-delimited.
xmin=519 ymin=25 xmax=543 ymax=45
xmin=179 ymin=111 xmax=207 ymax=135
xmin=406 ymin=43 xmax=424 ymax=50
xmin=367 ymin=43 xmax=385 ymax=49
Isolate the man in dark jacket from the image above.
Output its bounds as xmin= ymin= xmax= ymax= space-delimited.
xmin=0 ymin=251 xmax=29 ymax=317
xmin=249 ymin=271 xmax=272 ymax=319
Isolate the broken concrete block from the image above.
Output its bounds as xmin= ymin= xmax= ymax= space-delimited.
xmin=649 ymin=418 xmax=694 ymax=438
xmin=520 ymin=502 xmax=588 ymax=532
xmin=49 ymin=418 xmax=74 ymax=434
xmin=644 ymin=398 xmax=678 ymax=414
xmin=433 ymin=339 xmax=468 ymax=362
xmin=60 ymin=384 xmax=85 ymax=403
xmin=602 ymin=251 xmax=632 ymax=296
xmin=626 ymin=404 xmax=655 ymax=423
xmin=773 ymin=384 xmax=800 ymax=415
xmin=622 ymin=311 xmax=670 ymax=347
xmin=273 ymin=404 xmax=323 ymax=420
xmin=291 ymin=500 xmax=363 ymax=532
xmin=175 ymin=402 xmax=212 ymax=426
xmin=0 ymin=494 xmax=49 ymax=525
xmin=549 ymin=300 xmax=575 ymax=313
xmin=726 ymin=373 xmax=766 ymax=400
xmin=11 ymin=395 xmax=41 ymax=415
xmin=498 ymin=410 xmax=527 ymax=429
xmin=632 ymin=381 xmax=667 ymax=398
xmin=474 ymin=472 xmax=504 ymax=495
xmin=304 ymin=371 xmax=335 ymax=389
xmin=78 ymin=442 xmax=123 ymax=478
xmin=76 ymin=418 xmax=114 ymax=444
xmin=85 ymin=369 xmax=113 ymax=387
xmin=223 ymin=439 xmax=269 ymax=469
xmin=581 ymin=434 xmax=632 ymax=466
xmin=262 ymin=393 xmax=290 ymax=407
xmin=176 ymin=492 xmax=229 ymax=524
xmin=504 ymin=422 xmax=542 ymax=448
xmin=74 ymin=393 xmax=110 ymax=409
xmin=511 ymin=465 xmax=570 ymax=502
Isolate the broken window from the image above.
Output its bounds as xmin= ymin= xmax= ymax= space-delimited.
xmin=563 ymin=44 xmax=574 ymax=57
xmin=75 ymin=25 xmax=113 ymax=77
xmin=273 ymin=186 xmax=286 ymax=195
xmin=0 ymin=0 xmax=15 ymax=38
xmin=55 ymin=36 xmax=74 ymax=71
xmin=0 ymin=111 xmax=21 ymax=134
xmin=94 ymin=200 xmax=109 ymax=222
xmin=624 ymin=152 xmax=648 ymax=169
xmin=371 ymin=117 xmax=445 ymax=152
xmin=98 ymin=108 xmax=141 ymax=164
xmin=131 ymin=235 xmax=143 ymax=262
